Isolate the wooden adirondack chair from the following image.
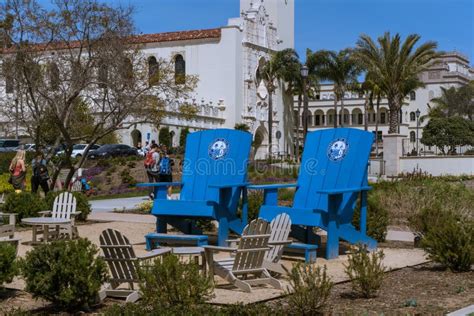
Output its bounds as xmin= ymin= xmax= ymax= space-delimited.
xmin=265 ymin=213 xmax=292 ymax=274
xmin=137 ymin=129 xmax=252 ymax=246
xmin=38 ymin=192 xmax=80 ymax=240
xmin=204 ymin=219 xmax=282 ymax=293
xmin=249 ymin=128 xmax=376 ymax=259
xmin=99 ymin=229 xmax=170 ymax=302
xmin=226 ymin=213 xmax=292 ymax=274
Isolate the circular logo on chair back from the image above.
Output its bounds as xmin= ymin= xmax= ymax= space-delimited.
xmin=327 ymin=138 xmax=349 ymax=162
xmin=208 ymin=138 xmax=230 ymax=160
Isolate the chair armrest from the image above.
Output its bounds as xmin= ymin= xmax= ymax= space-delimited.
xmin=0 ymin=213 xmax=18 ymax=217
xmin=316 ymin=186 xmax=372 ymax=195
xmin=136 ymin=182 xmax=183 ymax=188
xmin=203 ymin=245 xmax=237 ymax=253
xmin=137 ymin=247 xmax=171 ymax=260
xmin=38 ymin=211 xmax=52 ymax=217
xmin=70 ymin=211 xmax=81 ymax=216
xmin=226 ymin=238 xmax=240 ymax=247
xmin=268 ymin=240 xmax=292 ymax=246
xmin=247 ymin=183 xmax=298 ymax=190
xmin=208 ymin=182 xmax=248 ymax=189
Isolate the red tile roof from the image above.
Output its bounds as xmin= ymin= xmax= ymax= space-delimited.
xmin=130 ymin=28 xmax=221 ymax=44
xmin=1 ymin=28 xmax=221 ymax=54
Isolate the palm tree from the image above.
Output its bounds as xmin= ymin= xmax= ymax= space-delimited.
xmin=429 ymin=85 xmax=473 ymax=120
xmin=284 ymin=63 xmax=319 ymax=162
xmin=307 ymin=49 xmax=361 ymax=128
xmin=355 ymin=32 xmax=438 ymax=133
xmin=260 ymin=48 xmax=300 ymax=158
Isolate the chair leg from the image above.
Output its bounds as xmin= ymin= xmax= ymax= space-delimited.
xmin=233 ymin=278 xmax=252 ymax=293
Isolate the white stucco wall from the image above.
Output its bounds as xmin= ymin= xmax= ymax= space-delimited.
xmin=400 ymin=156 xmax=474 ymax=176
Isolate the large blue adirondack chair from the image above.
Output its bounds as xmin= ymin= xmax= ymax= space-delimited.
xmin=249 ymin=128 xmax=376 ymax=259
xmin=137 ymin=129 xmax=252 ymax=246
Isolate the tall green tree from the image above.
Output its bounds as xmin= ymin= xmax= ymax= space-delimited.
xmin=355 ymin=32 xmax=438 ymax=133
xmin=260 ymin=48 xmax=300 ymax=158
xmin=307 ymin=49 xmax=361 ymax=128
xmin=429 ymin=83 xmax=474 ymax=120
xmin=421 ymin=116 xmax=474 ymax=154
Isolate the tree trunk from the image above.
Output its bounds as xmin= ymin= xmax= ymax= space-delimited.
xmin=333 ymin=98 xmax=338 ymax=128
xmin=340 ymin=95 xmax=345 ymax=128
xmin=388 ymin=97 xmax=399 ymax=134
xmin=295 ymin=94 xmax=302 ymax=162
xmin=375 ymin=95 xmax=381 ymax=156
xmin=268 ymin=92 xmax=273 ymax=160
xmin=364 ymin=93 xmax=369 ymax=131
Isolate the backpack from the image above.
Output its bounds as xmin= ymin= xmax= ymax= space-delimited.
xmin=159 ymin=156 xmax=172 ymax=175
xmin=144 ymin=151 xmax=156 ymax=169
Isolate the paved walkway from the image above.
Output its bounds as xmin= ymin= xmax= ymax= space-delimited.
xmin=89 ymin=196 xmax=416 ymax=242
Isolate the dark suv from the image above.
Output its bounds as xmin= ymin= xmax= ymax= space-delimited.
xmin=0 ymin=139 xmax=20 ymax=152
xmin=87 ymin=144 xmax=138 ymax=159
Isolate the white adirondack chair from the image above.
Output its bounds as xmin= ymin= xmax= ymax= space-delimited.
xmin=0 ymin=212 xmax=20 ymax=250
xmin=70 ymin=180 xmax=82 ymax=192
xmin=205 ymin=218 xmax=282 ymax=293
xmin=226 ymin=214 xmax=292 ymax=274
xmin=38 ymin=192 xmax=80 ymax=240
xmin=99 ymin=228 xmax=171 ymax=302
xmin=264 ymin=213 xmax=292 ymax=274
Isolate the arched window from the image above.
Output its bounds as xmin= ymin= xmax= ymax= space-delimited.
xmin=148 ymin=56 xmax=159 ymax=86
xmin=98 ymin=63 xmax=108 ymax=89
xmin=380 ymin=112 xmax=386 ymax=124
xmin=174 ymin=54 xmax=185 ymax=84
xmin=49 ymin=63 xmax=60 ymax=90
xmin=314 ymin=114 xmax=321 ymax=126
xmin=410 ymin=91 xmax=416 ymax=100
xmin=358 ymin=113 xmax=363 ymax=125
xmin=410 ymin=131 xmax=416 ymax=142
xmin=410 ymin=112 xmax=416 ymax=122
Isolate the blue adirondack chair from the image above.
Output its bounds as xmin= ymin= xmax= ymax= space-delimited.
xmin=137 ymin=129 xmax=252 ymax=246
xmin=248 ymin=128 xmax=376 ymax=259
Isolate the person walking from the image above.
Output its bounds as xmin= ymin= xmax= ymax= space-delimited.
xmin=158 ymin=145 xmax=174 ymax=199
xmin=9 ymin=150 xmax=26 ymax=192
xmin=31 ymin=152 xmax=50 ymax=195
xmin=144 ymin=143 xmax=160 ymax=199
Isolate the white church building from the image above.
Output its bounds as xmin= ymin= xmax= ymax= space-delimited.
xmin=119 ymin=0 xmax=295 ymax=159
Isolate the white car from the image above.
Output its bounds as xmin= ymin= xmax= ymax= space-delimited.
xmin=58 ymin=144 xmax=101 ymax=158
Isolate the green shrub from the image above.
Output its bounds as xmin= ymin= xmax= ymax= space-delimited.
xmin=3 ymin=192 xmax=47 ymax=221
xmin=0 ymin=243 xmax=18 ymax=288
xmin=344 ymin=245 xmax=385 ymax=298
xmin=352 ymin=193 xmax=389 ymax=242
xmin=372 ymin=178 xmax=474 ymax=226
xmin=21 ymin=238 xmax=107 ymax=310
xmin=414 ymin=207 xmax=473 ymax=272
xmin=287 ymin=263 xmax=333 ymax=315
xmin=120 ymin=169 xmax=137 ymax=187
xmin=138 ymin=254 xmax=213 ymax=309
xmin=45 ymin=191 xmax=91 ymax=221
xmin=244 ymin=190 xmax=263 ymax=222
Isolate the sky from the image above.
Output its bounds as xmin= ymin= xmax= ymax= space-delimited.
xmin=41 ymin=0 xmax=474 ymax=64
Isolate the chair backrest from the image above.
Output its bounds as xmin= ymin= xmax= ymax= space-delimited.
xmin=99 ymin=228 xmax=138 ymax=283
xmin=52 ymin=192 xmax=77 ymax=219
xmin=265 ymin=213 xmax=291 ymax=263
xmin=70 ymin=181 xmax=82 ymax=192
xmin=233 ymin=218 xmax=271 ymax=272
xmin=180 ymin=129 xmax=252 ymax=208
xmin=293 ymin=128 xmax=373 ymax=224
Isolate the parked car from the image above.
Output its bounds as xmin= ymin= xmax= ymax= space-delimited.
xmin=0 ymin=139 xmax=20 ymax=152
xmin=87 ymin=144 xmax=138 ymax=159
xmin=57 ymin=144 xmax=101 ymax=158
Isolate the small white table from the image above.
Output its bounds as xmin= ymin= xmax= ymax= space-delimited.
xmin=172 ymin=247 xmax=206 ymax=273
xmin=21 ymin=217 xmax=71 ymax=244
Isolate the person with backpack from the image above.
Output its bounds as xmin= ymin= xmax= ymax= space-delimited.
xmin=31 ymin=152 xmax=50 ymax=195
xmin=158 ymin=145 xmax=173 ymax=199
xmin=144 ymin=144 xmax=160 ymax=199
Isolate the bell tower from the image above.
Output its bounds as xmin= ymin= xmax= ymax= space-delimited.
xmin=240 ymin=0 xmax=294 ymax=50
